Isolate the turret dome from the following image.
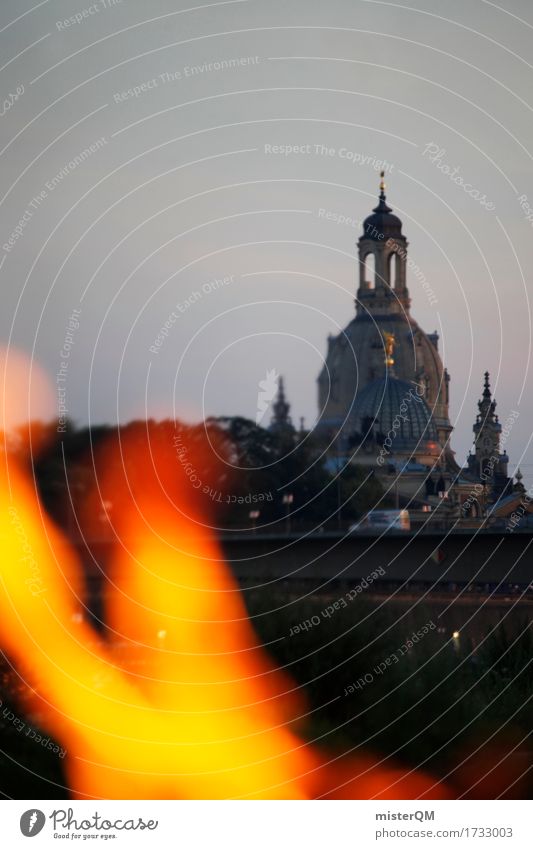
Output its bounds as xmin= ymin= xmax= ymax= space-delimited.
xmin=361 ymin=173 xmax=404 ymax=242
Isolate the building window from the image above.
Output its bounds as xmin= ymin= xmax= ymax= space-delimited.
xmin=364 ymin=252 xmax=376 ymax=289
xmin=388 ymin=251 xmax=400 ymax=289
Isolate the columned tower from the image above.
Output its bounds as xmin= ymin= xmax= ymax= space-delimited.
xmin=357 ymin=172 xmax=410 ymax=316
xmin=317 ymin=174 xmax=455 ymax=467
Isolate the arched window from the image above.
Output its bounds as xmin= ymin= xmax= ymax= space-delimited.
xmin=388 ymin=251 xmax=401 ymax=289
xmin=364 ymin=252 xmax=375 ymax=289
xmin=388 ymin=252 xmax=396 ymax=288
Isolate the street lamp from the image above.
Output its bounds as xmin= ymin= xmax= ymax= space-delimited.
xmin=282 ymin=493 xmax=294 ymax=534
xmin=249 ymin=509 xmax=260 ymax=533
xmin=452 ymin=629 xmax=460 ymax=654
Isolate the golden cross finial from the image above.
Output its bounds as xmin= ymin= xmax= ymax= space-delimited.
xmin=379 ymin=170 xmax=386 ymax=194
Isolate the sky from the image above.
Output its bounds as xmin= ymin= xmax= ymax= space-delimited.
xmin=1 ymin=0 xmax=533 ymax=477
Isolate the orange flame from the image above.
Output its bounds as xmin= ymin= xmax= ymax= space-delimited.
xmin=0 ymin=350 xmax=450 ymax=799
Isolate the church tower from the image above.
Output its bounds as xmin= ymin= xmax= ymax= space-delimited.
xmin=357 ymin=172 xmax=410 ymax=316
xmin=317 ymin=174 xmax=454 ymax=465
xmin=467 ymin=372 xmax=509 ymax=482
xmin=269 ymin=376 xmax=294 ymax=435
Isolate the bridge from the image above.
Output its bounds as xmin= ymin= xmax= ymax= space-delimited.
xmin=219 ymin=530 xmax=533 ymax=589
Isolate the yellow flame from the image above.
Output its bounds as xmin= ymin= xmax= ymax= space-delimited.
xmin=0 ymin=349 xmax=449 ymax=799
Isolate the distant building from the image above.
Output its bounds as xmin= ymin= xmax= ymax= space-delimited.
xmin=455 ymin=373 xmax=516 ymax=521
xmin=316 ymin=174 xmax=453 ymax=463
xmin=268 ymin=376 xmax=295 ymax=438
xmin=283 ymin=172 xmax=522 ymax=526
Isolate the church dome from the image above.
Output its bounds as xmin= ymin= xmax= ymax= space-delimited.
xmin=318 ymin=314 xmax=444 ymax=419
xmin=348 ymin=375 xmax=438 ymax=452
xmin=362 ymin=195 xmax=404 ymax=242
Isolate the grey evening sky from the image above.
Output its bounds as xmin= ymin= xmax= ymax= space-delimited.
xmin=1 ymin=0 xmax=532 ymax=476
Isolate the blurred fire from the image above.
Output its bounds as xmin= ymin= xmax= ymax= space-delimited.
xmin=0 ymin=349 xmax=450 ymax=799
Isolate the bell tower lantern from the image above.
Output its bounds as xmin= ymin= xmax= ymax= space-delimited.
xmin=357 ymin=173 xmax=411 ymax=316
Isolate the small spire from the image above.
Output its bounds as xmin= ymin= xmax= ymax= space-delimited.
xmin=483 ymin=371 xmax=491 ymax=396
xmin=372 ymin=170 xmax=392 ymax=213
xmin=379 ymin=170 xmax=386 ymax=201
xmin=270 ymin=375 xmax=293 ymax=432
xmin=516 ymin=467 xmax=523 ymax=482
